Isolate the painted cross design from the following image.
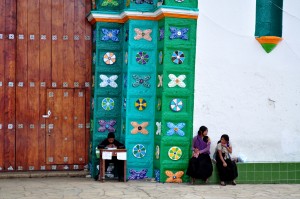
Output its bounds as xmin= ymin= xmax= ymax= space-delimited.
xmin=131 ymin=122 xmax=149 ymax=135
xmin=156 ymin=122 xmax=161 ymax=135
xmin=168 ymin=74 xmax=186 ymax=88
xmin=169 ymin=27 xmax=189 ymax=40
xmin=128 ymin=169 xmax=148 ymax=180
xmin=99 ymin=75 xmax=118 ymax=88
xmin=167 ymin=122 xmax=185 ymax=136
xmin=157 ymin=75 xmax=163 ymax=87
xmin=101 ymin=28 xmax=120 ymax=42
xmin=132 ymin=75 xmax=151 ymax=88
xmin=165 ymin=170 xmax=184 ymax=183
xmin=134 ymin=28 xmax=152 ymax=41
xmin=98 ymin=120 xmax=116 ymax=133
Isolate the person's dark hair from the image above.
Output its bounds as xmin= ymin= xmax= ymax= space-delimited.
xmin=197 ymin=126 xmax=208 ymax=136
xmin=203 ymin=135 xmax=209 ymax=143
xmin=107 ymin=132 xmax=115 ymax=139
xmin=221 ymin=134 xmax=229 ymax=142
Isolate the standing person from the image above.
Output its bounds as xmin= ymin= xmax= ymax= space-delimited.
xmin=186 ymin=126 xmax=213 ymax=184
xmin=97 ymin=132 xmax=125 ymax=181
xmin=215 ymin=134 xmax=238 ymax=186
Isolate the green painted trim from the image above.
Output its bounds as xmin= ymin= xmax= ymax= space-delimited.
xmin=195 ymin=162 xmax=300 ymax=185
xmin=261 ymin=43 xmax=277 ymax=53
xmin=255 ymin=0 xmax=283 ymax=37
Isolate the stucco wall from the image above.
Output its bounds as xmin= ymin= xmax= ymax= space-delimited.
xmin=194 ymin=0 xmax=300 ymax=162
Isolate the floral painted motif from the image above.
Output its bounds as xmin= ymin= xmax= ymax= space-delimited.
xmin=168 ymin=74 xmax=186 ymax=88
xmin=157 ymin=75 xmax=163 ymax=88
xmin=155 ymin=145 xmax=160 ymax=159
xmin=157 ymin=98 xmax=162 ymax=111
xmin=134 ymin=28 xmax=152 ymax=41
xmin=136 ymin=51 xmax=149 ymax=65
xmin=125 ymin=29 xmax=129 ymax=41
xmin=168 ymin=146 xmax=182 ymax=160
xmin=135 ymin=98 xmax=147 ymax=111
xmin=93 ymin=52 xmax=96 ymax=65
xmin=102 ymin=98 xmax=114 ymax=111
xmin=155 ymin=169 xmax=160 ymax=182
xmin=99 ymin=74 xmax=118 ymax=88
xmin=155 ymin=122 xmax=161 ymax=135
xmin=170 ymin=98 xmax=183 ymax=112
xmin=101 ymin=28 xmax=119 ymax=41
xmin=165 ymin=170 xmax=184 ymax=183
xmin=125 ymin=52 xmax=128 ymax=64
xmin=123 ymin=98 xmax=127 ymax=110
xmin=132 ymin=144 xmax=146 ymax=158
xmin=124 ymin=74 xmax=127 ymax=88
xmin=171 ymin=50 xmax=185 ymax=64
xmin=98 ymin=120 xmax=116 ymax=133
xmin=131 ymin=122 xmax=149 ymax=134
xmin=101 ymin=0 xmax=119 ymax=6
xmin=103 ymin=52 xmax=116 ymax=65
xmin=159 ymin=28 xmax=164 ymax=40
xmin=132 ymin=75 xmax=151 ymax=88
xmin=167 ymin=122 xmax=185 ymax=136
xmin=158 ymin=51 xmax=163 ymax=64
xmin=128 ymin=169 xmax=148 ymax=180
xmin=169 ymin=27 xmax=189 ymax=40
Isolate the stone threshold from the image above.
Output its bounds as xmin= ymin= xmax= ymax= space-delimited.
xmin=0 ymin=170 xmax=89 ymax=179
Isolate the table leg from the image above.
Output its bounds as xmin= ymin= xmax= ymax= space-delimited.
xmin=124 ymin=160 xmax=126 ymax=182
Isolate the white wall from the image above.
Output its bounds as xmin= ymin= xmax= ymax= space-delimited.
xmin=194 ymin=0 xmax=300 ymax=162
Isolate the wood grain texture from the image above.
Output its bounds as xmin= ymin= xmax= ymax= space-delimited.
xmin=51 ymin=0 xmax=64 ymax=88
xmin=15 ymin=0 xmax=28 ymax=171
xmin=0 ymin=0 xmax=5 ymax=169
xmin=38 ymin=0 xmax=52 ymax=169
xmin=4 ymin=0 xmax=16 ymax=170
xmin=63 ymin=0 xmax=75 ymax=88
xmin=73 ymin=89 xmax=86 ymax=164
xmin=27 ymin=0 xmax=40 ymax=170
xmin=74 ymin=0 xmax=86 ymax=88
xmin=85 ymin=0 xmax=92 ymax=163
xmin=62 ymin=89 xmax=74 ymax=164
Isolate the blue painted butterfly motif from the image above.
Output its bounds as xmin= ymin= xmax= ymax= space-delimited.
xmin=167 ymin=122 xmax=185 ymax=136
xmin=169 ymin=27 xmax=189 ymax=40
xmin=128 ymin=169 xmax=148 ymax=180
xmin=98 ymin=120 xmax=116 ymax=133
xmin=101 ymin=28 xmax=120 ymax=42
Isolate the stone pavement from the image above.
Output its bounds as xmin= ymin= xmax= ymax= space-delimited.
xmin=0 ymin=177 xmax=300 ymax=199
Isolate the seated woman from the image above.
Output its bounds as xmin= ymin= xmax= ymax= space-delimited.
xmin=186 ymin=126 xmax=213 ymax=184
xmin=215 ymin=134 xmax=238 ymax=186
xmin=98 ymin=132 xmax=125 ymax=181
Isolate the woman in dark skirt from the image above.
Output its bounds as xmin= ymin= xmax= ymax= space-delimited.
xmin=215 ymin=134 xmax=238 ymax=186
xmin=186 ymin=126 xmax=213 ymax=184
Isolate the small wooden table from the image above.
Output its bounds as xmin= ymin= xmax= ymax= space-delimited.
xmin=98 ymin=149 xmax=127 ymax=182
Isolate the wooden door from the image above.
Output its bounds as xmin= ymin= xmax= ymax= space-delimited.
xmin=45 ymin=89 xmax=86 ymax=167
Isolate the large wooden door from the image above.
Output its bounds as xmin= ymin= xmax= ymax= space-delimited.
xmin=0 ymin=0 xmax=91 ymax=172
xmin=46 ymin=89 xmax=86 ymax=167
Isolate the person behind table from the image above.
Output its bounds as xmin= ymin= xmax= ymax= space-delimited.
xmin=215 ymin=134 xmax=238 ymax=186
xmin=98 ymin=132 xmax=125 ymax=181
xmin=186 ymin=126 xmax=213 ymax=184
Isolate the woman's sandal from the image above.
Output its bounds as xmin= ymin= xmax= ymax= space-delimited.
xmin=232 ymin=180 xmax=237 ymax=185
xmin=220 ymin=181 xmax=226 ymax=186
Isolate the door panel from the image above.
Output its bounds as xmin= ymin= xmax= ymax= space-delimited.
xmin=46 ymin=89 xmax=85 ymax=165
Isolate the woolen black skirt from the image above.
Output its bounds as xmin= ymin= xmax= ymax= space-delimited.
xmin=216 ymin=154 xmax=238 ymax=181
xmin=186 ymin=153 xmax=213 ymax=181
